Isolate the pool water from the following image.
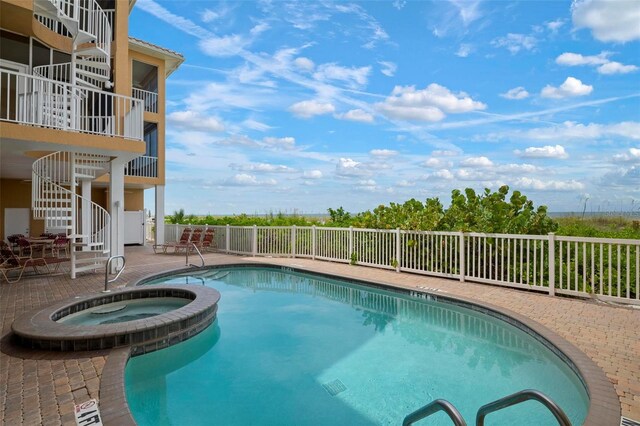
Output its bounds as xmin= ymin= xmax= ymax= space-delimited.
xmin=58 ymin=297 xmax=188 ymax=326
xmin=126 ymin=267 xmax=589 ymax=425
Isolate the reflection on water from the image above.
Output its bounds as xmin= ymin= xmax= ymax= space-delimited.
xmin=133 ymin=267 xmax=588 ymax=426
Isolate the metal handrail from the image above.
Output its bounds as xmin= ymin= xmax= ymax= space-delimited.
xmin=403 ymin=399 xmax=467 ymax=426
xmin=476 ymin=389 xmax=571 ymax=426
xmin=186 ymin=243 xmax=205 ymax=268
xmin=103 ymin=255 xmax=126 ymax=292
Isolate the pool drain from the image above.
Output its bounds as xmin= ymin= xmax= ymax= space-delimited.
xmin=322 ymin=379 xmax=347 ymax=396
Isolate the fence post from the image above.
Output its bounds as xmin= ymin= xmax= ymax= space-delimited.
xmin=225 ymin=224 xmax=230 ymax=253
xmin=291 ymin=225 xmax=297 ymax=258
xmin=548 ymin=232 xmax=556 ymax=296
xmin=395 ymin=228 xmax=401 ymax=272
xmin=459 ymin=231 xmax=465 ymax=282
xmin=252 ymin=225 xmax=258 ymax=257
xmin=349 ymin=226 xmax=354 ymax=261
xmin=312 ymin=225 xmax=316 ymax=260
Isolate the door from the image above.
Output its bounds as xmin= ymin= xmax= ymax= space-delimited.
xmin=124 ymin=211 xmax=145 ymax=245
xmin=4 ymin=208 xmax=30 ymax=239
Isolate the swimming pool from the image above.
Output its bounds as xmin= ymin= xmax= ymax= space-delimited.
xmin=127 ymin=266 xmax=589 ymax=425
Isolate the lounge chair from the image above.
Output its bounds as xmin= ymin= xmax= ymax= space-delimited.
xmin=196 ymin=229 xmax=215 ymax=252
xmin=175 ymin=229 xmax=203 ymax=253
xmin=0 ymin=242 xmax=50 ymax=283
xmin=153 ymin=228 xmax=192 ymax=254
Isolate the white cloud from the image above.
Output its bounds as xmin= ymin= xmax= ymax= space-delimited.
xmin=358 ymin=179 xmax=377 ymax=186
xmin=515 ymin=145 xmax=569 ymax=159
xmin=518 ymin=121 xmax=640 ymax=141
xmin=303 ymin=170 xmax=323 ymax=179
xmin=556 ymin=52 xmax=610 ymax=66
xmin=541 ymin=77 xmax=593 ymax=99
xmin=392 ymin=0 xmax=407 ymax=10
xmin=200 ymin=4 xmax=231 ymax=23
xmin=449 ymin=0 xmax=483 ymax=26
xmin=289 ymin=100 xmax=336 ymax=118
xmin=432 ymin=150 xmax=459 ymax=157
xmin=422 ymin=158 xmax=452 ymax=169
xmin=513 ymin=177 xmax=584 ymax=191
xmin=496 ymin=163 xmax=541 ymax=173
xmin=263 ymin=136 xmax=296 ymax=150
xmin=555 ymin=52 xmax=637 ymax=75
xmin=294 ymin=57 xmax=315 ymax=71
xmin=456 ymin=169 xmax=488 ymax=181
xmin=379 ymin=61 xmax=397 ymax=77
xmin=222 ymin=173 xmax=277 ymax=186
xmin=572 ymin=0 xmax=640 ymax=42
xmin=501 ymin=86 xmax=529 ymax=100
xmin=370 ymin=149 xmax=398 ymax=157
xmin=491 ymin=33 xmax=537 ymax=54
xmin=335 ymin=109 xmax=375 ymax=123
xmin=376 ymin=83 xmax=486 ymax=122
xmin=460 ymin=156 xmax=493 ymax=167
xmin=546 ymin=19 xmax=565 ymax=33
xmin=199 ymin=34 xmax=247 ymax=57
xmin=455 ymin=44 xmax=473 ymax=58
xmin=242 ymin=119 xmax=272 ymax=132
xmin=597 ymin=61 xmax=639 ymax=74
xmin=613 ymin=148 xmax=640 ymax=163
xmin=313 ymin=63 xmax=371 ymax=88
xmin=336 ymin=158 xmax=370 ymax=177
xmin=167 ymin=110 xmax=225 ymax=132
xmin=433 ymin=169 xmax=455 ymax=180
xmin=230 ymin=163 xmax=296 ymax=173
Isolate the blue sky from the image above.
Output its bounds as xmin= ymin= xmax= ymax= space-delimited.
xmin=132 ymin=0 xmax=640 ymax=215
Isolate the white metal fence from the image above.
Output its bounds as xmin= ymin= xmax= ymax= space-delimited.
xmin=163 ymin=224 xmax=640 ymax=305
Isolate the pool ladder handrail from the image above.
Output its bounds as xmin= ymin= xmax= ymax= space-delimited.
xmin=402 ymin=389 xmax=571 ymax=426
xmin=103 ymin=255 xmax=126 ymax=293
xmin=476 ymin=389 xmax=571 ymax=426
xmin=186 ymin=242 xmax=205 ymax=268
xmin=402 ymin=399 xmax=466 ymax=426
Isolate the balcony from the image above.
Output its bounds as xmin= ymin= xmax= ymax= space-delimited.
xmin=132 ymin=88 xmax=158 ymax=113
xmin=0 ymin=69 xmax=143 ymax=140
xmin=125 ymin=155 xmax=158 ymax=178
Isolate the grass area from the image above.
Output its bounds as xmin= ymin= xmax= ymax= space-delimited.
xmin=556 ymin=216 xmax=640 ymax=239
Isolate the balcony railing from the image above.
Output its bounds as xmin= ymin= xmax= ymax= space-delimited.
xmin=125 ymin=156 xmax=158 ymax=178
xmin=132 ymin=88 xmax=158 ymax=113
xmin=0 ymin=69 xmax=143 ymax=140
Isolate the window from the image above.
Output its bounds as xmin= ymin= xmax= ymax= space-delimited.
xmin=144 ymin=122 xmax=158 ymax=157
xmin=0 ymin=31 xmax=29 ymax=65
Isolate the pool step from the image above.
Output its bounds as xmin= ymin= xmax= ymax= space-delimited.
xmin=621 ymin=417 xmax=640 ymax=426
xmin=322 ymin=379 xmax=347 ymax=397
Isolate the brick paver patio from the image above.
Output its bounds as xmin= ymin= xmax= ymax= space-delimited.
xmin=1 ymin=244 xmax=638 ymax=425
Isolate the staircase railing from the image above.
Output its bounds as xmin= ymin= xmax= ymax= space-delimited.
xmin=0 ymin=69 xmax=143 ymax=140
xmin=32 ymin=151 xmax=111 ymax=255
xmin=33 ymin=63 xmax=72 ymax=83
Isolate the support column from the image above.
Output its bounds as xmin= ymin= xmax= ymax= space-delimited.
xmin=109 ymin=158 xmax=126 ymax=264
xmin=155 ymin=185 xmax=165 ymax=245
xmin=81 ymin=179 xmax=91 ymax=250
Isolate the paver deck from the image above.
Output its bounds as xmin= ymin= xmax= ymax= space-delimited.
xmin=1 ymin=244 xmax=639 ymax=425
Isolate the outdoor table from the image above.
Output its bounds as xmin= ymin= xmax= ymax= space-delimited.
xmin=25 ymin=238 xmax=55 ymax=257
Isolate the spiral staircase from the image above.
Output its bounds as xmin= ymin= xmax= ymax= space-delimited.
xmin=29 ymin=0 xmax=114 ymax=277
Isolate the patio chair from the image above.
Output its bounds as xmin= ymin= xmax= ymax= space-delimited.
xmin=52 ymin=236 xmax=70 ymax=258
xmin=0 ymin=243 xmax=50 ymax=283
xmin=153 ymin=228 xmax=192 ymax=254
xmin=16 ymin=238 xmax=34 ymax=258
xmin=176 ymin=229 xmax=203 ymax=254
xmin=7 ymin=234 xmax=23 ymax=252
xmin=197 ymin=230 xmax=215 ymax=252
